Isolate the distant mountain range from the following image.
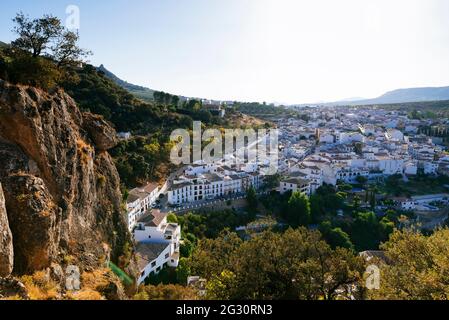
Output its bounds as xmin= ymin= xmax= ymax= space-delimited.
xmin=322 ymin=86 xmax=449 ymax=106
xmin=0 ymin=41 xmax=9 ymax=49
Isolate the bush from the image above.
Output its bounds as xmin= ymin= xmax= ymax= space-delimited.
xmin=6 ymin=54 xmax=62 ymax=90
xmin=20 ymin=271 xmax=59 ymax=300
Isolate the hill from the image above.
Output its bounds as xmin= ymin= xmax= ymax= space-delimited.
xmin=97 ymin=64 xmax=237 ymax=105
xmin=64 ymin=64 xmax=266 ymax=186
xmin=361 ymin=86 xmax=449 ymax=105
xmin=0 ymin=41 xmax=8 ymax=49
xmin=328 ymin=86 xmax=449 ymax=106
xmin=97 ymin=64 xmax=155 ymax=101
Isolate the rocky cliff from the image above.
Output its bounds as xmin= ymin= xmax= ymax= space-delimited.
xmin=0 ymin=80 xmax=131 ymax=275
xmin=0 ymin=183 xmax=13 ymax=277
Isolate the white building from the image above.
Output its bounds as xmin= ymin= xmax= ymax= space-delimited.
xmin=385 ymin=129 xmax=404 ymax=142
xmin=404 ymin=161 xmax=418 ymax=175
xmin=280 ymin=174 xmax=312 ymax=196
xmin=335 ymin=166 xmax=369 ymax=183
xmin=338 ymin=132 xmax=365 ymax=144
xmin=423 ymin=161 xmax=438 ymax=175
xmin=134 ymin=210 xmax=181 ymax=286
xmin=377 ymin=157 xmax=404 ymax=175
xmin=126 ymin=183 xmax=160 ymax=231
xmin=319 ymin=133 xmax=336 ymax=144
xmin=393 ymin=194 xmax=449 ymax=211
xmin=393 ymin=197 xmax=417 ymax=211
xmin=168 ymin=168 xmax=263 ymax=205
xmin=117 ymin=132 xmax=132 ymax=140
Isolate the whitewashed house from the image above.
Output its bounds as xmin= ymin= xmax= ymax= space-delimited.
xmin=385 ymin=129 xmax=404 ymax=142
xmin=126 ymin=183 xmax=161 ymax=231
xmin=135 ymin=210 xmax=181 ymax=286
xmin=280 ymin=174 xmax=312 ymax=196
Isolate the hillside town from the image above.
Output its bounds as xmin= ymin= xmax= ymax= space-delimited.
xmin=124 ymin=104 xmax=449 ymax=285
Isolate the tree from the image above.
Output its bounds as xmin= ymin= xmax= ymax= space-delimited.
xmin=352 ymin=195 xmax=361 ymax=211
xmin=310 ymin=193 xmax=325 ymax=223
xmin=370 ymin=228 xmax=449 ymax=300
xmin=356 ymin=175 xmax=368 ymax=185
xmin=319 ymin=221 xmax=354 ymax=251
xmin=349 ymin=212 xmax=394 ymax=251
xmin=176 ymin=258 xmax=191 ymax=285
xmin=286 ymin=192 xmax=311 ymax=227
xmin=134 ymin=284 xmax=198 ymax=300
xmin=53 ymin=30 xmax=91 ymax=67
xmin=11 ymin=13 xmax=90 ymax=65
xmin=370 ymin=190 xmax=377 ymax=209
xmin=189 ymin=230 xmax=243 ymax=279
xmin=12 ymin=12 xmax=63 ymax=57
xmin=189 ymin=228 xmax=365 ymax=300
xmin=263 ymin=174 xmax=281 ymax=190
xmin=171 ymin=95 xmax=180 ymax=107
xmin=205 ymin=270 xmax=238 ymax=300
xmin=246 ymin=187 xmax=258 ymax=215
xmin=167 ymin=213 xmax=178 ymax=224
xmin=354 ymin=142 xmax=363 ymax=155
xmin=180 ymin=238 xmax=195 ymax=258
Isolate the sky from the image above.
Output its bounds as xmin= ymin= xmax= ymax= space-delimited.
xmin=1 ymin=0 xmax=449 ymax=104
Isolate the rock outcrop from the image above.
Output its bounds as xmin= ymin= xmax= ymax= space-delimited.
xmin=0 ymin=183 xmax=14 ymax=277
xmin=0 ymin=277 xmax=29 ymax=300
xmin=0 ymin=80 xmax=131 ymax=275
xmin=82 ymin=112 xmax=119 ymax=151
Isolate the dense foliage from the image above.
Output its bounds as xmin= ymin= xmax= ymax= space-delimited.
xmin=370 ymin=228 xmax=449 ymax=300
xmin=188 ymin=228 xmax=365 ymax=300
xmin=234 ymin=102 xmax=302 ymax=120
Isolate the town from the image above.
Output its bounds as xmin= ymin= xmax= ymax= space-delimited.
xmin=124 ymin=103 xmax=449 ymax=286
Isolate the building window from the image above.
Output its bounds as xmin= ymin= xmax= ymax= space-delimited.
xmin=165 ymin=253 xmax=170 ymax=259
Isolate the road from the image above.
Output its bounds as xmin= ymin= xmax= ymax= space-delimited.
xmin=160 ymin=191 xmax=270 ymax=214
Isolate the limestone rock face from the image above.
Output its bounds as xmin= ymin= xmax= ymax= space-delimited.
xmin=0 ymin=80 xmax=130 ymax=274
xmin=82 ymin=112 xmax=118 ymax=151
xmin=0 ymin=183 xmax=13 ymax=277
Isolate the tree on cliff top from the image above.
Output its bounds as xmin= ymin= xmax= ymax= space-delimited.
xmin=11 ymin=12 xmax=91 ymax=66
xmin=12 ymin=12 xmax=63 ymax=58
xmin=1 ymin=13 xmax=91 ymax=90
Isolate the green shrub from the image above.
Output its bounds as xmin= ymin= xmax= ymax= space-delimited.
xmin=6 ymin=54 xmax=62 ymax=90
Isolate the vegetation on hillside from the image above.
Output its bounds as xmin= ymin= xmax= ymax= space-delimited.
xmin=0 ymin=13 xmax=90 ymax=90
xmin=233 ymin=102 xmax=303 ymax=120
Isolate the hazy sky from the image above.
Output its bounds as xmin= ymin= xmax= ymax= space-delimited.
xmin=1 ymin=0 xmax=449 ymax=103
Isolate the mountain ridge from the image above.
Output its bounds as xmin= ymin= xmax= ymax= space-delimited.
xmin=97 ymin=64 xmax=155 ymax=101
xmin=97 ymin=64 xmax=237 ymax=105
xmin=310 ymin=86 xmax=449 ymax=107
